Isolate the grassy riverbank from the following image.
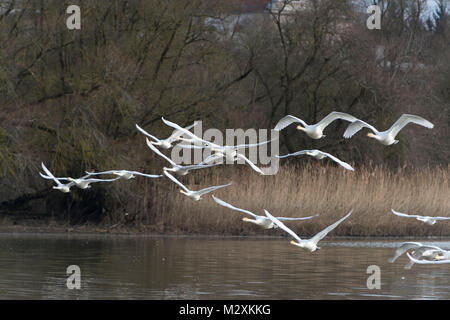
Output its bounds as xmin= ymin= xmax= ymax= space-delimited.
xmin=3 ymin=163 xmax=449 ymax=237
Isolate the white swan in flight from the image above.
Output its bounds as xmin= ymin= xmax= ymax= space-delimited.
xmin=274 ymin=112 xmax=358 ymax=139
xmin=40 ymin=162 xmax=74 ymax=193
xmin=212 ymin=195 xmax=319 ymax=229
xmin=41 ymin=173 xmax=119 ymax=189
xmin=135 ymin=122 xmax=196 ymax=149
xmin=40 ymin=163 xmax=119 ymax=190
xmin=164 ymin=170 xmax=232 ymax=201
xmin=265 ymin=209 xmax=353 ymax=252
xmin=146 ymin=138 xmax=220 ymax=175
xmin=407 ymin=252 xmax=450 ymax=265
xmin=343 ymin=114 xmax=434 ymax=145
xmin=161 ymin=117 xmax=272 ymax=175
xmin=391 ymin=209 xmax=450 ymax=225
xmin=85 ymin=170 xmax=162 ymax=180
xmin=277 ymin=149 xmax=354 ymax=171
xmin=388 ymin=242 xmax=447 ymax=269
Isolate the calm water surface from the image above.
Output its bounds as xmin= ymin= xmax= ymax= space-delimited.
xmin=0 ymin=233 xmax=449 ymax=299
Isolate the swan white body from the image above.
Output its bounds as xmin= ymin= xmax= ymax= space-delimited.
xmin=343 ymin=114 xmax=434 ymax=145
xmin=274 ymin=112 xmax=358 ymax=139
xmin=212 ymin=196 xmax=319 ymax=229
xmin=85 ymin=170 xmax=162 ymax=180
xmin=265 ymin=210 xmax=353 ymax=252
xmin=164 ymin=170 xmax=232 ymax=201
xmin=136 ymin=122 xmax=196 ymax=149
xmin=277 ymin=149 xmax=354 ymax=171
xmin=146 ymin=138 xmax=220 ymax=175
xmin=391 ymin=209 xmax=450 ymax=225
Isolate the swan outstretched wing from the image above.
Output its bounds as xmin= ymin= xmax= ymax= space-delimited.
xmin=146 ymin=138 xmax=177 ymax=166
xmin=235 ymin=153 xmax=264 ymax=175
xmin=85 ymin=170 xmax=117 ymax=176
xmin=161 ymin=117 xmax=211 ymax=146
xmin=276 ymin=150 xmax=308 ymax=159
xmin=163 ymin=170 xmax=190 ymax=192
xmin=234 ymin=138 xmax=278 ymax=150
xmin=319 ymin=151 xmax=354 ymax=171
xmin=388 ymin=114 xmax=434 ymax=138
xmin=274 ymin=115 xmax=307 ymax=131
xmin=264 ymin=209 xmax=303 ymax=243
xmin=431 ymin=216 xmax=450 ymax=221
xmin=212 ymin=195 xmax=259 ymax=218
xmin=128 ymin=171 xmax=163 ymax=178
xmin=199 ymin=154 xmax=224 ymax=165
xmin=39 ymin=172 xmax=67 ymax=184
xmin=310 ymin=210 xmax=352 ymax=244
xmin=84 ymin=177 xmax=120 ymax=183
xmin=168 ymin=121 xmax=197 ymax=142
xmin=316 ymin=112 xmax=358 ymax=130
xmin=391 ymin=209 xmax=422 ymax=219
xmin=40 ymin=163 xmax=77 ymax=187
xmin=343 ymin=120 xmax=379 ymax=138
xmin=179 ymin=163 xmax=222 ymax=171
xmin=196 ymin=182 xmax=232 ymax=196
xmin=41 ymin=163 xmax=64 ymax=186
xmin=135 ymin=124 xmax=160 ymax=142
xmin=277 ymin=214 xmax=319 ymax=221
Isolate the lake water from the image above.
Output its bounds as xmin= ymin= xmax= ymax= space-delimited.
xmin=0 ymin=233 xmax=449 ymax=299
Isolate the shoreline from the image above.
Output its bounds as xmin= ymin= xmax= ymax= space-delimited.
xmin=0 ymin=223 xmax=449 ymax=241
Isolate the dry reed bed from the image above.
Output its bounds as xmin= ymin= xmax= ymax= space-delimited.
xmin=131 ymin=163 xmax=450 ymax=237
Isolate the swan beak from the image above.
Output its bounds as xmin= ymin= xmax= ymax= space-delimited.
xmin=179 ymin=190 xmax=183 ymax=193
xmin=290 ymin=240 xmax=296 ymax=245
xmin=68 ymin=177 xmax=73 ymax=181
xmin=242 ymin=218 xmax=248 ymax=222
xmin=305 ymin=152 xmax=310 ymax=156
xmin=296 ymin=125 xmax=303 ymax=131
xmin=367 ymin=133 xmax=373 ymax=137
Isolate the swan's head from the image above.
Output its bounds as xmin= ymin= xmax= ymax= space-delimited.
xmin=296 ymin=125 xmax=306 ymax=132
xmin=179 ymin=190 xmax=187 ymax=195
xmin=242 ymin=217 xmax=249 ymax=222
xmin=67 ymin=177 xmax=74 ymax=181
xmin=290 ymin=240 xmax=296 ymax=245
xmin=112 ymin=171 xmax=118 ymax=175
xmin=367 ymin=133 xmax=375 ymax=138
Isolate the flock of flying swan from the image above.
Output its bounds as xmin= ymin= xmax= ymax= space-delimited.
xmin=39 ymin=110 xmax=449 ymax=265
